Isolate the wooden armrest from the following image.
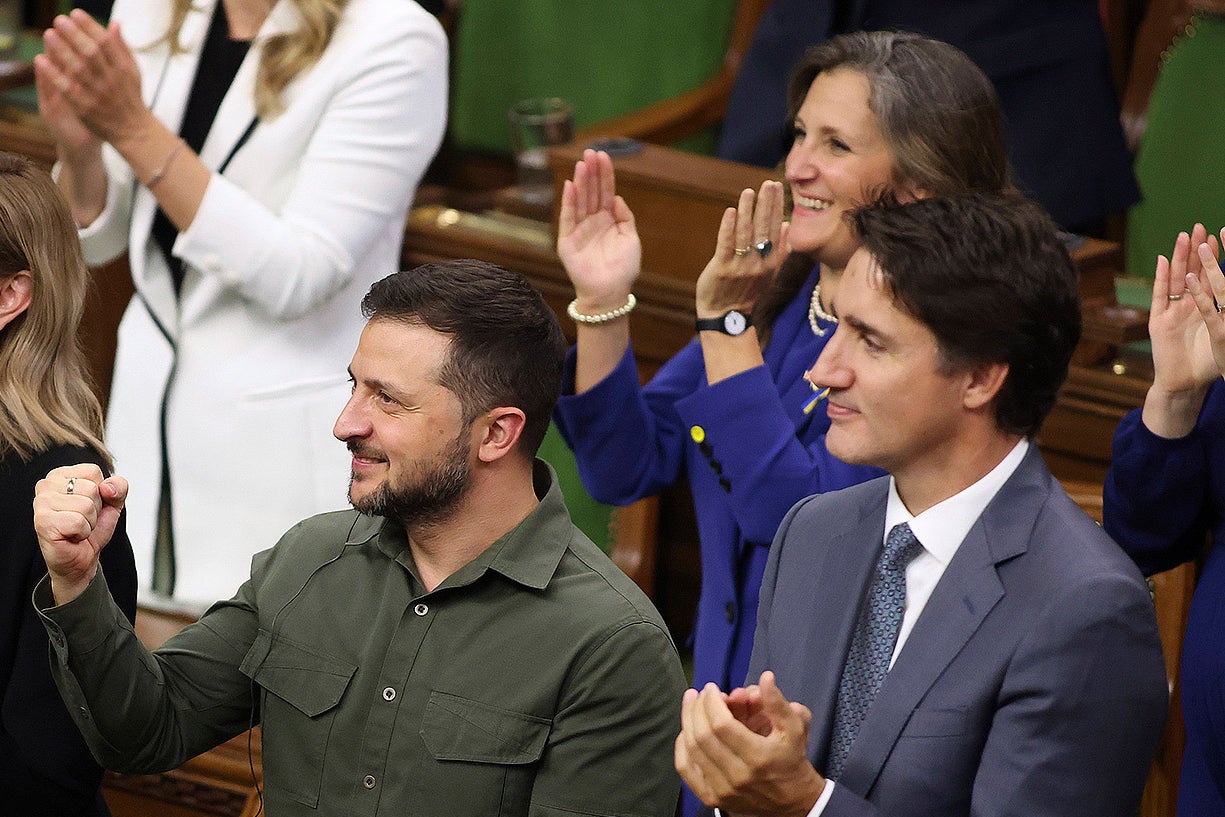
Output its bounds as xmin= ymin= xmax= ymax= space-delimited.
xmin=574 ymin=71 xmax=735 ymax=145
xmin=607 ymin=497 xmax=661 ymax=598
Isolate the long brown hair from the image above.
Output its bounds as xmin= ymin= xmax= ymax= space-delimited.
xmin=756 ymin=30 xmax=1012 ymax=336
xmin=0 ymin=153 xmax=109 ymax=465
xmin=159 ymin=0 xmax=345 ymax=119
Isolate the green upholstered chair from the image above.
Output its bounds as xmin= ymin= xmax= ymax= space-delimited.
xmin=448 ymin=0 xmax=741 ymax=157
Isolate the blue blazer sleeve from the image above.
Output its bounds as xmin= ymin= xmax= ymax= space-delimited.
xmin=1104 ymin=381 xmax=1224 ymax=575
xmin=554 ymin=340 xmax=701 ymax=506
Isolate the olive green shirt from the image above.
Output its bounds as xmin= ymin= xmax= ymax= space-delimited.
xmin=37 ymin=462 xmax=685 ymax=816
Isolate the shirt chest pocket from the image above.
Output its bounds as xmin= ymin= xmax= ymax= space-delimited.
xmin=240 ymin=629 xmax=357 ymax=808
xmin=415 ymin=690 xmax=552 ymax=815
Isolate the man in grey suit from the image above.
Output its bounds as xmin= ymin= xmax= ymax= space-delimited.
xmin=675 ymin=192 xmax=1169 ymax=817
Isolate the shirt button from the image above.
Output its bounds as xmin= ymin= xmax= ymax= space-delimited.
xmin=725 ymin=601 xmax=735 ymax=623
xmin=382 ymin=687 xmax=396 ymax=702
xmin=363 ymin=774 xmax=377 ymax=789
xmin=414 ymin=603 xmax=429 ymax=616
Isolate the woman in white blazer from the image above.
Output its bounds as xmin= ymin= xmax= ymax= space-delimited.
xmin=34 ymin=0 xmax=447 ymax=608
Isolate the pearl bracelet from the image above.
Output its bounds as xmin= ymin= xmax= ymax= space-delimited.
xmin=567 ymin=293 xmax=637 ymax=324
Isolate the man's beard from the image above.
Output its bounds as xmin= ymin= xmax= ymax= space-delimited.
xmin=348 ymin=430 xmax=472 ymax=529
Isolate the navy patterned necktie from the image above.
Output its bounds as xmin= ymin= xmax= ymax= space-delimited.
xmin=826 ymin=522 xmax=925 ymax=780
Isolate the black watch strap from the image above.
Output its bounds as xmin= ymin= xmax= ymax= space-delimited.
xmin=695 ymin=309 xmax=753 ymax=336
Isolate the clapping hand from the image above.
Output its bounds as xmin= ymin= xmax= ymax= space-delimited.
xmin=35 ymin=11 xmax=150 ymax=152
xmin=675 ymin=671 xmax=824 ymax=817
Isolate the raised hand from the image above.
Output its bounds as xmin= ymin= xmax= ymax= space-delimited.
xmin=557 ymin=149 xmax=642 ymax=312
xmin=1184 ymin=227 xmax=1225 ymax=381
xmin=1142 ymin=225 xmax=1224 ymax=438
xmin=1149 ymin=226 xmax=1222 ymax=395
xmin=695 ymin=180 xmax=787 ymax=318
xmin=33 ymin=464 xmax=128 ymax=604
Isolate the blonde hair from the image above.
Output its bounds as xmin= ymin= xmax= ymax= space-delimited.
xmin=0 ymin=153 xmax=109 ymax=466
xmin=162 ymin=0 xmax=345 ymax=119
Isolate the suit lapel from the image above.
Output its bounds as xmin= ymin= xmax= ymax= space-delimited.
xmin=832 ymin=447 xmax=1050 ymax=794
xmin=799 ymin=489 xmax=887 ymax=772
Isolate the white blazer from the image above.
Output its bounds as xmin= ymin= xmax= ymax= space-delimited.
xmin=82 ymin=0 xmax=448 ymax=607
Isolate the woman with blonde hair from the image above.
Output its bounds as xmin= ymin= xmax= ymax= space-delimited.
xmin=33 ymin=0 xmax=447 ymax=606
xmin=0 ymin=151 xmax=137 ymax=816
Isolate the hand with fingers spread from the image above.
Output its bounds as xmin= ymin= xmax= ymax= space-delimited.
xmin=557 ymin=149 xmax=643 ymax=313
xmin=33 ymin=464 xmax=129 ymax=605
xmin=35 ymin=11 xmax=152 ymax=150
xmin=1142 ymin=225 xmax=1225 ymax=438
xmin=675 ymin=671 xmax=825 ymax=817
xmin=695 ymin=181 xmax=788 ymax=319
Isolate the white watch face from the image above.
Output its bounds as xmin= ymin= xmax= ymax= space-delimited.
xmin=724 ymin=311 xmax=747 ymax=335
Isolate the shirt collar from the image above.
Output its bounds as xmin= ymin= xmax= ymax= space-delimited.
xmin=884 ymin=438 xmax=1029 ymax=565
xmin=371 ymin=459 xmax=573 ymax=593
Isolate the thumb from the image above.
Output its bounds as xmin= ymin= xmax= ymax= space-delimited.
xmin=93 ymin=476 xmax=128 ymax=545
xmin=758 ymin=671 xmax=797 ymax=727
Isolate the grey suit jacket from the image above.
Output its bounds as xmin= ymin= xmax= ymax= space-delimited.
xmin=748 ymin=445 xmax=1168 ymax=817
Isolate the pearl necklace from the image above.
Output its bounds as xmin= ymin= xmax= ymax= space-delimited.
xmin=808 ymin=282 xmax=838 ymax=337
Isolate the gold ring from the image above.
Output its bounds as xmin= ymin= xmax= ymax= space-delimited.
xmin=1168 ymin=293 xmax=1184 ymax=301
xmin=734 ymin=246 xmax=752 ymax=257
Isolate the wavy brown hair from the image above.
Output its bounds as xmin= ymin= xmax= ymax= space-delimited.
xmin=756 ymin=30 xmax=1012 ymax=338
xmin=0 ymin=153 xmax=109 ymax=465
xmin=160 ymin=0 xmax=345 ymax=119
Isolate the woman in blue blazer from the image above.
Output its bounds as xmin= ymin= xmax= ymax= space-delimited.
xmin=553 ymin=32 xmax=1013 ymax=701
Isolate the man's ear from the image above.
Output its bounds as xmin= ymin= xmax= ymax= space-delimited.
xmin=0 ymin=271 xmax=32 ymax=332
xmin=475 ymin=406 xmax=527 ymax=463
xmin=962 ymin=361 xmax=1009 ymax=411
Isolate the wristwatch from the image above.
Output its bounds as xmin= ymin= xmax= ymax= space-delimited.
xmin=695 ymin=309 xmax=752 ymax=336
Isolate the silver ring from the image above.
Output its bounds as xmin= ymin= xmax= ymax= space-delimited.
xmin=1168 ymin=293 xmax=1184 ymax=301
xmin=66 ymin=477 xmax=76 ymax=495
xmin=754 ymin=239 xmax=773 ymax=259
xmin=1217 ymin=303 xmax=1225 ymax=314
xmin=734 ymin=246 xmax=752 ymax=257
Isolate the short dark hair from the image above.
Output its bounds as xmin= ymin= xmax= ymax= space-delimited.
xmin=361 ymin=260 xmax=566 ymax=458
xmin=852 ymin=192 xmax=1080 ymax=437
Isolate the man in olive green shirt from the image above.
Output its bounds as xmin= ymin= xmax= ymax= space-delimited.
xmin=33 ymin=260 xmax=685 ymax=816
